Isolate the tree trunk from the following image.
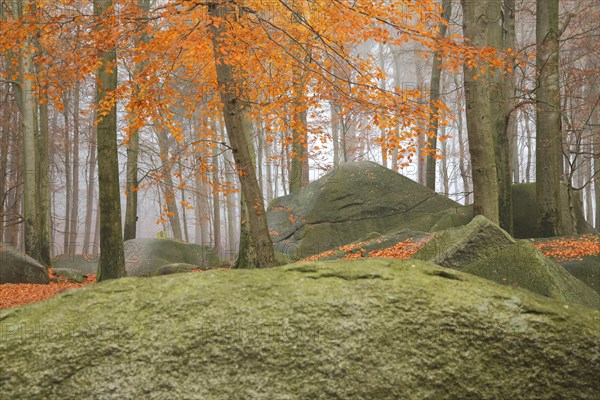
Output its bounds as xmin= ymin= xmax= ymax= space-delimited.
xmin=63 ymin=91 xmax=72 ymax=256
xmin=83 ymin=91 xmax=98 ymax=255
xmin=425 ymin=0 xmax=452 ymax=191
xmin=81 ymin=94 xmax=98 ymax=254
xmin=461 ymin=0 xmax=500 ymax=224
xmin=331 ymin=101 xmax=341 ymax=167
xmin=504 ymin=0 xmax=520 ymax=185
xmin=37 ymin=99 xmax=51 ymax=265
xmin=495 ymin=0 xmax=514 ymax=234
xmin=95 ymin=0 xmax=126 ymax=281
xmin=69 ymin=84 xmax=80 ymax=257
xmin=454 ymin=74 xmax=471 ymax=204
xmin=212 ymin=120 xmax=222 ymax=254
xmin=536 ymin=0 xmax=563 ymax=236
xmin=208 ymin=2 xmax=276 ymax=268
xmin=156 ymin=128 xmax=183 ymax=240
xmin=15 ymin=0 xmax=40 ymax=260
xmin=123 ymin=0 xmax=150 ymax=241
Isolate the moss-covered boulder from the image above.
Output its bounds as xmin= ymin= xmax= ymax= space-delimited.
xmin=52 ymin=268 xmax=85 ymax=283
xmin=553 ymin=255 xmax=600 ymax=294
xmin=1 ymin=259 xmax=599 ymax=399
xmin=124 ymin=238 xmax=221 ymax=277
xmin=52 ymin=254 xmax=97 ymax=275
xmin=512 ymin=183 xmax=595 ymax=238
xmin=267 ymin=161 xmax=461 ymax=258
xmin=156 ymin=263 xmax=202 ymax=276
xmin=414 ymin=216 xmax=600 ymax=309
xmin=298 ymin=228 xmax=431 ymax=261
xmin=0 ymin=244 xmax=49 ymax=284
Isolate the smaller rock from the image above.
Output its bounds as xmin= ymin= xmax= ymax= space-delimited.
xmin=0 ymin=244 xmax=50 ymax=284
xmin=157 ymin=263 xmax=201 ymax=276
xmin=52 ymin=268 xmax=85 ymax=283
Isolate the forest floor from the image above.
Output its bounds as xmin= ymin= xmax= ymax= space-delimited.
xmin=1 ymin=234 xmax=598 ymax=310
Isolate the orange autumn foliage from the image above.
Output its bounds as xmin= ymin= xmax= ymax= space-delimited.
xmin=0 ymin=270 xmax=96 ymax=310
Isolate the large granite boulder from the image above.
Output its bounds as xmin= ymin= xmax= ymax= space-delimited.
xmin=0 ymin=244 xmax=49 ymax=284
xmin=1 ymin=259 xmax=599 ymax=399
xmin=414 ymin=216 xmax=600 ymax=309
xmin=512 ymin=183 xmax=595 ymax=238
xmin=267 ymin=161 xmax=462 ymax=258
xmin=124 ymin=238 xmax=221 ymax=276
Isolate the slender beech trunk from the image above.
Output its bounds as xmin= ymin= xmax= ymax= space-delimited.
xmin=212 ymin=120 xmax=222 ymax=254
xmin=331 ymin=101 xmax=341 ymax=167
xmin=14 ymin=0 xmax=39 ymax=259
xmin=536 ymin=0 xmax=563 ymax=236
xmin=69 ymin=84 xmax=80 ymax=256
xmin=209 ymin=3 xmax=276 ymax=268
xmin=156 ymin=128 xmax=183 ymax=240
xmin=37 ymin=100 xmax=51 ymax=264
xmin=63 ymin=91 xmax=72 ymax=255
xmin=425 ymin=0 xmax=452 ymax=190
xmin=124 ymin=0 xmax=151 ymax=241
xmin=461 ymin=0 xmax=501 ymax=224
xmin=83 ymin=98 xmax=98 ymax=255
xmin=95 ymin=0 xmax=125 ymax=281
xmin=0 ymin=85 xmax=10 ymax=244
xmin=454 ymin=74 xmax=471 ymax=204
xmin=495 ymin=0 xmax=514 ymax=234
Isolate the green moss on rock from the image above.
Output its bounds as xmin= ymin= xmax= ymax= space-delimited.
xmin=0 ymin=244 xmax=49 ymax=284
xmin=1 ymin=259 xmax=599 ymax=399
xmin=267 ymin=161 xmax=460 ymax=258
xmin=414 ymin=216 xmax=600 ymax=310
xmin=124 ymin=238 xmax=221 ymax=276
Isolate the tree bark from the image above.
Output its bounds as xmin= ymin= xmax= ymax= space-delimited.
xmin=83 ymin=92 xmax=98 ymax=255
xmin=94 ymin=0 xmax=126 ymax=281
xmin=37 ymin=99 xmax=51 ymax=265
xmin=63 ymin=91 xmax=72 ymax=256
xmin=124 ymin=0 xmax=150 ymax=241
xmin=15 ymin=0 xmax=40 ymax=260
xmin=425 ymin=0 xmax=452 ymax=191
xmin=208 ymin=3 xmax=276 ymax=268
xmin=156 ymin=128 xmax=183 ymax=240
xmin=536 ymin=0 xmax=563 ymax=236
xmin=69 ymin=84 xmax=80 ymax=256
xmin=461 ymin=0 xmax=501 ymax=224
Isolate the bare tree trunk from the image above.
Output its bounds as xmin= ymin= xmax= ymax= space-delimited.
xmin=425 ymin=0 xmax=452 ymax=190
xmin=124 ymin=0 xmax=151 ymax=241
xmin=0 ymin=99 xmax=7 ymax=244
xmin=37 ymin=99 xmax=51 ymax=265
xmin=95 ymin=0 xmax=125 ymax=281
xmin=63 ymin=91 xmax=72 ymax=256
xmin=69 ymin=84 xmax=80 ymax=256
xmin=156 ymin=128 xmax=183 ymax=240
xmin=504 ymin=0 xmax=519 ymax=185
xmin=225 ymin=149 xmax=238 ymax=260
xmin=331 ymin=101 xmax=341 ymax=167
xmin=454 ymin=74 xmax=471 ymax=204
xmin=524 ymin=112 xmax=533 ymax=182
xmin=209 ymin=2 xmax=276 ymax=268
xmin=82 ymin=99 xmax=98 ymax=254
xmin=461 ymin=0 xmax=501 ymax=223
xmin=212 ymin=120 xmax=222 ymax=254
xmin=536 ymin=0 xmax=563 ymax=236
xmin=83 ymin=95 xmax=98 ymax=255
xmin=15 ymin=0 xmax=40 ymax=260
